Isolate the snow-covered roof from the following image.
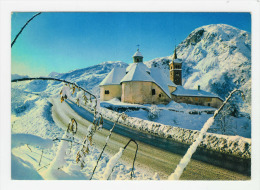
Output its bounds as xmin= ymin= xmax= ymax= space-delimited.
xmin=172 ymin=86 xmax=222 ymax=99
xmin=169 ymin=58 xmax=182 ymax=65
xmin=133 ymin=50 xmax=143 ymax=57
xmin=173 ymin=58 xmax=182 ymax=63
xmin=150 ymin=68 xmax=177 ymax=97
xmin=99 ymin=67 xmax=126 ymax=86
xmin=126 ymin=62 xmax=150 ymax=73
xmin=121 ymin=63 xmax=155 ymax=83
xmin=121 ymin=63 xmax=175 ymax=98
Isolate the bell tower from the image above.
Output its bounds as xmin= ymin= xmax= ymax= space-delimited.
xmin=133 ymin=45 xmax=143 ymax=63
xmin=169 ymin=47 xmax=182 ymax=85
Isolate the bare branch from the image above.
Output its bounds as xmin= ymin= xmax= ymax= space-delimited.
xmin=11 ymin=12 xmax=42 ymax=48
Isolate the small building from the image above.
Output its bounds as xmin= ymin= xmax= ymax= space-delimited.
xmin=99 ymin=67 xmax=126 ymax=101
xmin=99 ymin=47 xmax=223 ymax=108
xmin=171 ymin=85 xmax=223 ymax=108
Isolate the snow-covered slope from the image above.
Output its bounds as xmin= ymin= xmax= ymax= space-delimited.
xmin=52 ymin=61 xmax=128 ymax=96
xmin=145 ymin=24 xmax=251 ymax=113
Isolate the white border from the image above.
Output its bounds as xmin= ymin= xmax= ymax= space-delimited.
xmin=1 ymin=0 xmax=260 ymax=190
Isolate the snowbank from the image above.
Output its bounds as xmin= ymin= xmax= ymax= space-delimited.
xmin=97 ymin=106 xmax=251 ymax=159
xmin=12 ymin=153 xmax=43 ymax=180
xmin=12 ymin=134 xmax=53 ymax=149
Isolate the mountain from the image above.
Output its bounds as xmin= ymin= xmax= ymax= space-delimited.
xmin=145 ymin=24 xmax=251 ymax=112
xmin=11 ymin=74 xmax=29 ymax=80
xmin=12 ymin=24 xmax=251 ymax=113
xmin=48 ymin=61 xmax=128 ymax=96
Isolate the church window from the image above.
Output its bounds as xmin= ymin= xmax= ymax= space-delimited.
xmin=105 ymin=90 xmax=109 ymax=94
xmin=152 ymin=89 xmax=156 ymax=95
xmin=159 ymin=94 xmax=162 ymax=98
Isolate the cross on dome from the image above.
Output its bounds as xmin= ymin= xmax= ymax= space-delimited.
xmin=137 ymin=44 xmax=140 ymax=51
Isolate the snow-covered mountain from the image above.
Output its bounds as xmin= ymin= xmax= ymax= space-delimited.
xmin=12 ymin=24 xmax=251 ymax=112
xmin=145 ymin=24 xmax=251 ymax=112
xmin=48 ymin=61 xmax=128 ymax=95
xmin=11 ymin=74 xmax=29 ymax=80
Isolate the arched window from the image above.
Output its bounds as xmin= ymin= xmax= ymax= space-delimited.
xmin=152 ymin=89 xmax=156 ymax=95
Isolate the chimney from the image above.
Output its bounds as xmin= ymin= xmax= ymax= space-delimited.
xmin=198 ymin=85 xmax=200 ymax=91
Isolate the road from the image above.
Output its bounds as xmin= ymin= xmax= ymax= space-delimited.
xmin=50 ymin=98 xmax=250 ymax=180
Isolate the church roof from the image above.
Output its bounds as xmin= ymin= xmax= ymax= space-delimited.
xmin=99 ymin=67 xmax=126 ymax=86
xmin=121 ymin=63 xmax=155 ymax=83
xmin=126 ymin=62 xmax=150 ymax=73
xmin=173 ymin=58 xmax=182 ymax=64
xmin=169 ymin=47 xmax=182 ymax=65
xmin=172 ymin=86 xmax=222 ymax=100
xmin=133 ymin=50 xmax=143 ymax=57
xmin=121 ymin=63 xmax=175 ymax=98
xmin=150 ymin=68 xmax=177 ymax=97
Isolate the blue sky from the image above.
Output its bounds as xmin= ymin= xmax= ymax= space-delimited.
xmin=11 ymin=12 xmax=251 ymax=77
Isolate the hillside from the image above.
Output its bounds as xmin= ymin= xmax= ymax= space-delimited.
xmin=145 ymin=24 xmax=251 ymax=113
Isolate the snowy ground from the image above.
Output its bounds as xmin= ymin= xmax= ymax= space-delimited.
xmin=11 ymin=80 xmax=251 ymax=180
xmin=101 ymin=98 xmax=251 ymax=138
xmin=11 ymin=84 xmax=155 ymax=180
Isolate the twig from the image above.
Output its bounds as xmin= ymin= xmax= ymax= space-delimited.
xmin=26 ymin=144 xmax=32 ymax=152
xmin=52 ymin=138 xmax=83 ymax=145
xmin=11 ymin=12 xmax=42 ymax=48
xmin=123 ymin=139 xmax=139 ymax=180
xmin=106 ymin=139 xmax=138 ymax=180
xmin=90 ymin=113 xmax=126 ymax=180
xmin=37 ymin=163 xmax=50 ymax=171
xmin=38 ymin=149 xmax=43 ymax=166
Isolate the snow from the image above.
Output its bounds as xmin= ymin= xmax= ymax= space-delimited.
xmin=60 ymin=85 xmax=71 ymax=99
xmin=144 ymin=24 xmax=251 ymax=114
xmin=11 ymin=73 xmax=29 ymax=80
xmin=150 ymin=67 xmax=177 ymax=97
xmin=168 ymin=117 xmax=214 ymax=180
xmin=102 ymin=147 xmax=124 ymax=180
xmin=133 ymin=50 xmax=143 ymax=57
xmin=172 ymin=85 xmax=222 ymax=99
xmin=11 ymin=82 xmax=154 ymax=180
xmin=99 ymin=99 xmax=251 ymax=159
xmin=172 ymin=58 xmax=182 ymax=64
xmin=12 ymin=134 xmax=53 ymax=149
xmin=11 ymin=153 xmax=43 ymax=180
xmin=99 ymin=67 xmax=126 ymax=86
xmin=121 ymin=62 xmax=155 ymax=83
xmin=42 ymin=132 xmax=72 ymax=179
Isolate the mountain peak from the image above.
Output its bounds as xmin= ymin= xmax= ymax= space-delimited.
xmin=181 ymin=24 xmax=250 ymax=48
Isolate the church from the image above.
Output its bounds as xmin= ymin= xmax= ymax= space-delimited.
xmin=99 ymin=48 xmax=223 ymax=108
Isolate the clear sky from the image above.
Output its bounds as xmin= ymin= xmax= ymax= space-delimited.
xmin=11 ymin=12 xmax=251 ymax=77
